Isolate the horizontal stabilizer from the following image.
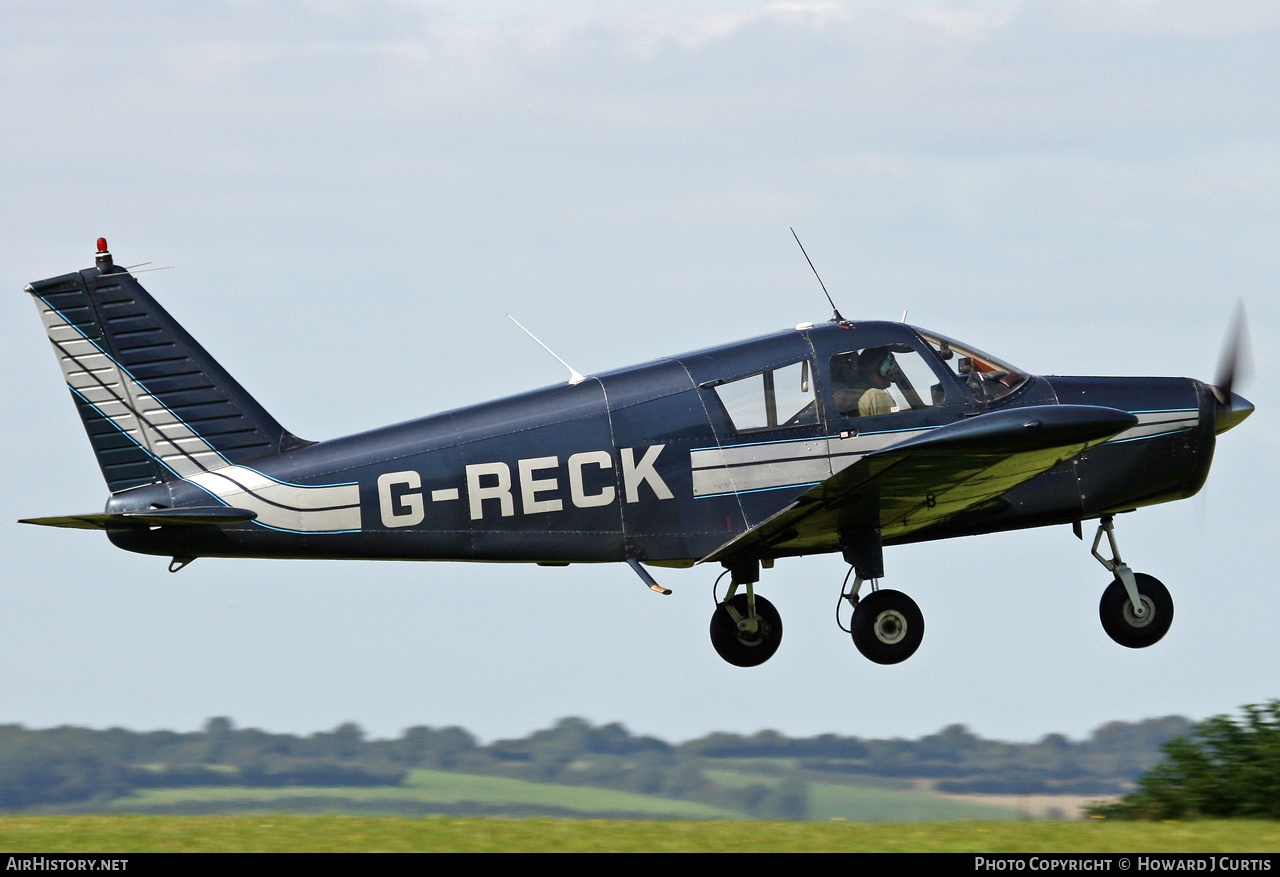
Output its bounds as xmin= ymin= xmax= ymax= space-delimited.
xmin=19 ymin=507 xmax=258 ymax=530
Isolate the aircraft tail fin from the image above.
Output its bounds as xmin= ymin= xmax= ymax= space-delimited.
xmin=25 ymin=240 xmax=309 ymax=494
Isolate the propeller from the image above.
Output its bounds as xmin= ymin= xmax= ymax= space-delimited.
xmin=1210 ymin=303 xmax=1254 ymax=434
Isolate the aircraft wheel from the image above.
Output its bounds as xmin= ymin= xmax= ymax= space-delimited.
xmin=710 ymin=594 xmax=783 ymax=667
xmin=1099 ymin=573 xmax=1173 ymax=648
xmin=851 ymin=589 xmax=924 ymax=665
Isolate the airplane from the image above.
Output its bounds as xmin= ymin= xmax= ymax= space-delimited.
xmin=20 ymin=238 xmax=1253 ymax=668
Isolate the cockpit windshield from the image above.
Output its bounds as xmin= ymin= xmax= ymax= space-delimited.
xmin=917 ymin=330 xmax=1030 ymax=403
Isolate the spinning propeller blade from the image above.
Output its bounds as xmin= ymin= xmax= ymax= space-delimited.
xmin=1211 ymin=303 xmax=1254 ymax=434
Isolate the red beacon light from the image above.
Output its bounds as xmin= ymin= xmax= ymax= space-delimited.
xmin=94 ymin=237 xmax=114 ymax=271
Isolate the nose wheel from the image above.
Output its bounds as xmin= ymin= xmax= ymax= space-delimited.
xmin=1099 ymin=572 xmax=1173 ymax=648
xmin=1089 ymin=516 xmax=1174 ymax=648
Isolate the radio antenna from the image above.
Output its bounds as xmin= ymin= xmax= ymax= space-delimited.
xmin=506 ymin=314 xmax=586 ymax=385
xmin=790 ymin=227 xmax=844 ymax=322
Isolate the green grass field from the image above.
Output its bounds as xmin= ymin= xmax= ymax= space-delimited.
xmin=705 ymin=767 xmax=1021 ymax=822
xmin=2 ymin=815 xmax=1280 ymax=852
xmin=108 ymin=769 xmax=737 ymax=819
xmin=102 ymin=767 xmax=1027 ymax=822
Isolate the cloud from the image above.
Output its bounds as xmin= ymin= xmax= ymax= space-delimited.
xmin=7 ymin=1 xmax=1275 ymax=154
xmin=1039 ymin=0 xmax=1280 ymax=37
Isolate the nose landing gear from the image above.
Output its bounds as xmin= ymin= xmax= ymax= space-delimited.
xmin=1090 ymin=515 xmax=1174 ymax=648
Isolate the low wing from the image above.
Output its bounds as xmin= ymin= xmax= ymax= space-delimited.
xmin=19 ymin=507 xmax=258 ymax=530
xmin=701 ymin=405 xmax=1138 ymax=563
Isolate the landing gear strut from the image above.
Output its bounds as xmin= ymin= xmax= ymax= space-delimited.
xmin=1090 ymin=515 xmax=1174 ymax=648
xmin=838 ymin=530 xmax=926 ymax=664
xmin=709 ymin=560 xmax=783 ymax=667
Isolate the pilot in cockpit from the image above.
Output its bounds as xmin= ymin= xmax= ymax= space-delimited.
xmin=856 ymin=348 xmax=899 ymax=416
xmin=831 ymin=347 xmax=901 ymax=417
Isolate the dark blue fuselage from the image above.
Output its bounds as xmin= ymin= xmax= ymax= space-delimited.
xmin=104 ymin=321 xmax=1219 ymax=566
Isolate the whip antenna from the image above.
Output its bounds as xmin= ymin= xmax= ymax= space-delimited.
xmin=790 ymin=228 xmax=844 ymax=322
xmin=506 ymin=314 xmax=586 ymax=385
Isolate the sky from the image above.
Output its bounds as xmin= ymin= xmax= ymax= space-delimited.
xmin=1 ymin=0 xmax=1277 ymax=747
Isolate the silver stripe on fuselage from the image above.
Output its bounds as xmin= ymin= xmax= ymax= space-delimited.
xmin=690 ymin=429 xmax=930 ymax=497
xmin=186 ymin=466 xmax=362 ymax=533
xmin=692 ymin=456 xmax=833 ymax=496
xmin=826 ymin=428 xmax=931 ymax=474
xmin=1110 ymin=410 xmax=1199 ymax=443
xmin=690 ymin=438 xmax=829 ymax=469
xmin=689 ymin=408 xmax=1199 ymax=500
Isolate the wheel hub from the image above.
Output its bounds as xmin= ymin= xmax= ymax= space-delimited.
xmin=1123 ymin=596 xmax=1155 ymax=629
xmin=874 ymin=609 xmax=908 ymax=644
xmin=737 ymin=618 xmax=770 ymax=645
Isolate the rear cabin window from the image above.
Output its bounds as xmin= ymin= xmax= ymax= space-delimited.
xmin=713 ymin=361 xmax=818 ymax=433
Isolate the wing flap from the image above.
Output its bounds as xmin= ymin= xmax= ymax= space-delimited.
xmin=700 ymin=405 xmax=1137 ymax=563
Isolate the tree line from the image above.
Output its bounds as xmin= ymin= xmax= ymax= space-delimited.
xmin=0 ymin=713 xmax=1195 ymax=818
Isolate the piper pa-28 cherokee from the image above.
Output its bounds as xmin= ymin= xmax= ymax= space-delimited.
xmin=21 ymin=239 xmax=1253 ymax=667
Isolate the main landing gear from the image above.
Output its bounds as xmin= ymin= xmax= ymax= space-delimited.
xmin=708 ymin=533 xmax=928 ymax=668
xmin=839 ymin=575 xmax=925 ymax=665
xmin=835 ymin=531 xmax=924 ymax=665
xmin=709 ymin=562 xmax=783 ymax=667
xmin=1090 ymin=515 xmax=1174 ymax=648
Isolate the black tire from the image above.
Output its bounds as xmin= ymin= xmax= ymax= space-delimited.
xmin=1099 ymin=573 xmax=1173 ymax=648
xmin=710 ymin=594 xmax=783 ymax=667
xmin=851 ymin=589 xmax=924 ymax=665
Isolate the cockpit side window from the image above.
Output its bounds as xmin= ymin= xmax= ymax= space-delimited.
xmin=917 ymin=331 xmax=1029 ymax=404
xmin=829 ymin=344 xmax=946 ymax=418
xmin=713 ymin=360 xmax=818 ymax=432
